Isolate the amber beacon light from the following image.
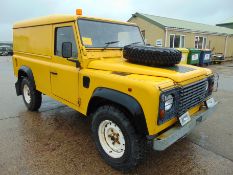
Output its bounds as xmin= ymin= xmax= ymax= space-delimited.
xmin=76 ymin=9 xmax=82 ymax=15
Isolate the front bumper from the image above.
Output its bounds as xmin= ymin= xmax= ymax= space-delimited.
xmin=153 ymin=100 xmax=218 ymax=151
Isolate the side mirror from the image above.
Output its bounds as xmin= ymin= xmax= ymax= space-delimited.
xmin=62 ymin=42 xmax=72 ymax=58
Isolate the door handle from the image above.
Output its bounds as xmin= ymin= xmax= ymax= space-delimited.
xmin=50 ymin=71 xmax=58 ymax=75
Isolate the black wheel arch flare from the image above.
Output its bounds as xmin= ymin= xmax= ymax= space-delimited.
xmin=88 ymin=88 xmax=149 ymax=136
xmin=16 ymin=66 xmax=36 ymax=96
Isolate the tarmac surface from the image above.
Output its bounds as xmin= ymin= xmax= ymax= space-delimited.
xmin=0 ymin=56 xmax=233 ymax=175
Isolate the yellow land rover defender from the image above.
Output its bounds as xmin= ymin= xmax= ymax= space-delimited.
xmin=12 ymin=11 xmax=217 ymax=170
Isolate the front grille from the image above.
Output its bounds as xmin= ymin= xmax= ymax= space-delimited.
xmin=178 ymin=79 xmax=207 ymax=115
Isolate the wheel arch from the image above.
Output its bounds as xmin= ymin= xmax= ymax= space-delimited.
xmin=16 ymin=66 xmax=36 ymax=96
xmin=87 ymin=88 xmax=149 ymax=136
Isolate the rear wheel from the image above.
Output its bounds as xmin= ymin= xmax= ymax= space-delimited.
xmin=91 ymin=105 xmax=146 ymax=171
xmin=21 ymin=78 xmax=42 ymax=111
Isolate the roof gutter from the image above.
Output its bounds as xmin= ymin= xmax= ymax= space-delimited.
xmin=166 ymin=26 xmax=231 ymax=36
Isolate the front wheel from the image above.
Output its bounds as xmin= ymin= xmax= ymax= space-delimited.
xmin=21 ymin=78 xmax=42 ymax=111
xmin=91 ymin=105 xmax=146 ymax=171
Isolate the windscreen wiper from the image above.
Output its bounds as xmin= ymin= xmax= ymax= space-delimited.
xmin=103 ymin=40 xmax=120 ymax=49
xmin=129 ymin=41 xmax=142 ymax=45
xmin=124 ymin=42 xmax=142 ymax=47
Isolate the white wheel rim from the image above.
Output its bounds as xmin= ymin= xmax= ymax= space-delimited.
xmin=98 ymin=120 xmax=125 ymax=158
xmin=23 ymin=84 xmax=31 ymax=104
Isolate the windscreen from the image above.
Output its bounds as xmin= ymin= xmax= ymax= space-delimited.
xmin=78 ymin=19 xmax=144 ymax=48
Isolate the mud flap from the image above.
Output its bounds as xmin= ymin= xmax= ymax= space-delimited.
xmin=15 ymin=81 xmax=21 ymax=96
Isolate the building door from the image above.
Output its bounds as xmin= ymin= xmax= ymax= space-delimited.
xmin=50 ymin=22 xmax=79 ymax=105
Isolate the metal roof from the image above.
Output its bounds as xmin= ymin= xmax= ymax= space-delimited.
xmin=217 ymin=17 xmax=233 ymax=25
xmin=131 ymin=13 xmax=233 ymax=35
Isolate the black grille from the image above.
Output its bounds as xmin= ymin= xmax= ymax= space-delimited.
xmin=178 ymin=79 xmax=207 ymax=115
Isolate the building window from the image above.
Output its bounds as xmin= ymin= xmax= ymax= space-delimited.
xmin=203 ymin=37 xmax=207 ymax=49
xmin=195 ymin=36 xmax=207 ymax=49
xmin=169 ymin=34 xmax=185 ymax=48
xmin=180 ymin=36 xmax=185 ymax=48
xmin=170 ymin=34 xmax=174 ymax=48
xmin=141 ymin=30 xmax=145 ymax=39
xmin=55 ymin=26 xmax=78 ymax=58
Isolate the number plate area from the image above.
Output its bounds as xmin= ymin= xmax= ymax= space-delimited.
xmin=179 ymin=112 xmax=191 ymax=126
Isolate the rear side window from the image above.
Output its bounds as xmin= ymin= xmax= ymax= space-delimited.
xmin=55 ymin=26 xmax=78 ymax=58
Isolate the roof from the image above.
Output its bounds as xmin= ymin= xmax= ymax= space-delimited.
xmin=14 ymin=15 xmax=135 ymax=29
xmin=130 ymin=13 xmax=233 ymax=35
xmin=13 ymin=15 xmax=78 ymax=28
xmin=217 ymin=17 xmax=233 ymax=25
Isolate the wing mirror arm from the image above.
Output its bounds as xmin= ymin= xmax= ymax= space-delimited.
xmin=67 ymin=58 xmax=80 ymax=67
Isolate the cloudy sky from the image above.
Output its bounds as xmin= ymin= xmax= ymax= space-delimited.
xmin=1 ymin=0 xmax=233 ymax=41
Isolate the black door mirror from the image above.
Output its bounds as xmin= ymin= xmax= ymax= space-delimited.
xmin=62 ymin=42 xmax=72 ymax=58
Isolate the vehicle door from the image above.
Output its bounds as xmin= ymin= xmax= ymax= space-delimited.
xmin=51 ymin=22 xmax=80 ymax=105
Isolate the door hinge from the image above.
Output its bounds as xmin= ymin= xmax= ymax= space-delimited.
xmin=78 ymin=98 xmax=81 ymax=106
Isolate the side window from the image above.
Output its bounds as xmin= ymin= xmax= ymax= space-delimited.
xmin=180 ymin=35 xmax=185 ymax=48
xmin=195 ymin=36 xmax=207 ymax=49
xmin=170 ymin=34 xmax=185 ymax=48
xmin=55 ymin=26 xmax=78 ymax=58
xmin=174 ymin=35 xmax=180 ymax=48
xmin=170 ymin=34 xmax=175 ymax=48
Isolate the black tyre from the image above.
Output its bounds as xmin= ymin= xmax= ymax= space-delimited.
xmin=123 ymin=45 xmax=182 ymax=67
xmin=21 ymin=78 xmax=42 ymax=111
xmin=91 ymin=105 xmax=146 ymax=171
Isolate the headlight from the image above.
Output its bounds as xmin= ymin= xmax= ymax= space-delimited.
xmin=159 ymin=89 xmax=178 ymax=125
xmin=164 ymin=94 xmax=174 ymax=111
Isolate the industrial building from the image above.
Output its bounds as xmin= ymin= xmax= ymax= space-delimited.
xmin=129 ymin=13 xmax=233 ymax=58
